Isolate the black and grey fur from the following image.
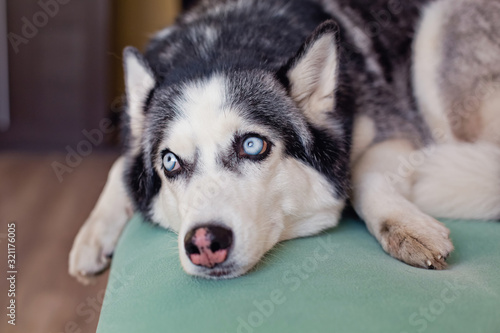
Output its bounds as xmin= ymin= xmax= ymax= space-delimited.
xmin=126 ymin=0 xmax=353 ymax=216
xmin=70 ymin=0 xmax=500 ymax=283
xmin=126 ymin=0 xmax=433 ymax=215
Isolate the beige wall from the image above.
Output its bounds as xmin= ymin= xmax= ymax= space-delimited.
xmin=112 ymin=0 xmax=181 ymax=96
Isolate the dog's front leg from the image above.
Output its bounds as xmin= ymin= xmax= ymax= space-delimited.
xmin=69 ymin=156 xmax=132 ymax=284
xmin=351 ymin=139 xmax=453 ymax=269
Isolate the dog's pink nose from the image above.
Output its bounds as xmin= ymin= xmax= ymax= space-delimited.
xmin=184 ymin=225 xmax=233 ymax=268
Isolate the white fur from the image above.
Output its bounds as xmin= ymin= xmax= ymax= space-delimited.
xmin=412 ymin=143 xmax=500 ymax=220
xmin=351 ymin=115 xmax=376 ymax=165
xmin=413 ymin=0 xmax=455 ymax=143
xmin=288 ymin=33 xmax=340 ymax=134
xmin=276 ymin=158 xmax=344 ymax=241
xmin=412 ymin=0 xmax=500 ymax=219
xmin=124 ymin=49 xmax=156 ymax=151
xmin=144 ymin=75 xmax=345 ymax=278
xmin=479 ymin=92 xmax=500 ymax=145
xmin=352 ymin=140 xmax=453 ymax=269
xmin=162 ymin=75 xmax=241 ymax=159
xmin=150 ymin=75 xmax=242 ymax=234
xmin=153 ymin=26 xmax=176 ymax=41
xmin=175 ymin=152 xmax=343 ymax=279
xmin=194 ymin=26 xmax=219 ymax=56
xmin=69 ymin=157 xmax=132 ymax=284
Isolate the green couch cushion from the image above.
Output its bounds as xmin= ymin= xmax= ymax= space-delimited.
xmin=97 ymin=214 xmax=500 ymax=333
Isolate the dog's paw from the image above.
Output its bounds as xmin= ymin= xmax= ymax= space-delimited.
xmin=69 ymin=222 xmax=113 ymax=285
xmin=379 ymin=215 xmax=453 ymax=270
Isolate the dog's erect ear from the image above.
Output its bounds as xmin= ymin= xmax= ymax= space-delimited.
xmin=284 ymin=21 xmax=339 ymax=128
xmin=123 ymin=47 xmax=156 ymax=141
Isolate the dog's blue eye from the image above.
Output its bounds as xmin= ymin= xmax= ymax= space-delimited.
xmin=163 ymin=153 xmax=180 ymax=172
xmin=243 ymin=137 xmax=266 ymax=156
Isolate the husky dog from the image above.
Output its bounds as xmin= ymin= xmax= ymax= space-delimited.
xmin=70 ymin=0 xmax=500 ymax=283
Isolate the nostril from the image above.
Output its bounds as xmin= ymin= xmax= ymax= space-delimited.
xmin=185 ymin=242 xmax=200 ymax=255
xmin=184 ymin=228 xmax=200 ymax=255
xmin=210 ymin=242 xmax=221 ymax=252
xmin=209 ymin=226 xmax=232 ymax=250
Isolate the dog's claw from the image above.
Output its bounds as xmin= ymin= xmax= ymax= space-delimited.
xmin=380 ymin=215 xmax=454 ymax=270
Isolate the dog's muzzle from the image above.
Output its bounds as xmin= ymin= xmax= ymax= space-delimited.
xmin=184 ymin=225 xmax=233 ymax=268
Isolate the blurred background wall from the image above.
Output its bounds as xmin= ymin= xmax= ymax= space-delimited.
xmin=0 ymin=0 xmax=183 ymax=151
xmin=1 ymin=0 xmax=111 ymax=150
xmin=111 ymin=0 xmax=181 ymax=104
xmin=0 ymin=1 xmax=188 ymax=333
xmin=0 ymin=0 xmax=9 ymax=132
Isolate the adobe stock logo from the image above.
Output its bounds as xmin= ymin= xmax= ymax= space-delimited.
xmin=8 ymin=0 xmax=71 ymax=54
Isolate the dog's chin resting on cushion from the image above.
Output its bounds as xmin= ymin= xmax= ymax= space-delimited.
xmin=69 ymin=0 xmax=500 ymax=284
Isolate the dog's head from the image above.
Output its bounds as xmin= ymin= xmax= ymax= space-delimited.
xmin=123 ymin=22 xmax=350 ymax=278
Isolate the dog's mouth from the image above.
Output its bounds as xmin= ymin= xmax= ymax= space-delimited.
xmin=193 ymin=262 xmax=242 ymax=279
xmin=207 ymin=268 xmax=234 ymax=278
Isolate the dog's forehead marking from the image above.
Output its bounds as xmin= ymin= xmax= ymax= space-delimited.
xmin=166 ymin=75 xmax=243 ymax=160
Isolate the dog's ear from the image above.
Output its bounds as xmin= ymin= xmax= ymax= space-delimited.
xmin=283 ymin=21 xmax=339 ymax=127
xmin=123 ymin=47 xmax=156 ymax=141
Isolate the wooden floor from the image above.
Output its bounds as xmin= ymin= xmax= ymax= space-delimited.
xmin=0 ymin=152 xmax=119 ymax=333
